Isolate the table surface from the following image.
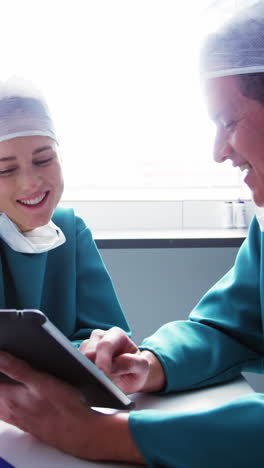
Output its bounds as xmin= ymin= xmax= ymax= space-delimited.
xmin=0 ymin=376 xmax=254 ymax=468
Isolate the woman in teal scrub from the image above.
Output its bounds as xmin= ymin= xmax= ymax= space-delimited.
xmin=0 ymin=2 xmax=264 ymax=467
xmin=0 ymin=79 xmax=130 ymax=344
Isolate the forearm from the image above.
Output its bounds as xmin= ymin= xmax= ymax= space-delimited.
xmin=0 ymin=352 xmax=145 ymax=464
xmin=129 ymin=393 xmax=264 ymax=467
xmin=140 ymin=319 xmax=263 ymax=393
xmin=67 ymin=410 xmax=145 ymax=464
xmin=102 ymin=412 xmax=145 ymax=464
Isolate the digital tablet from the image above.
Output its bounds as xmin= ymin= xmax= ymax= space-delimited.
xmin=0 ymin=309 xmax=134 ymax=410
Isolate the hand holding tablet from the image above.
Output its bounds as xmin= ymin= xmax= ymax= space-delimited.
xmin=0 ymin=309 xmax=134 ymax=410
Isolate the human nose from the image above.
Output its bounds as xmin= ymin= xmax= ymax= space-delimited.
xmin=213 ymin=131 xmax=233 ymax=163
xmin=19 ymin=167 xmax=42 ymax=193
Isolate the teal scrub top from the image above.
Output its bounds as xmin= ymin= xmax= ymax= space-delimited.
xmin=0 ymin=206 xmax=130 ymax=345
xmin=129 ymin=216 xmax=264 ymax=467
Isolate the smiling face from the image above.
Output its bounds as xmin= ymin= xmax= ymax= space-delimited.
xmin=0 ymin=135 xmax=64 ymax=231
xmin=205 ymin=74 xmax=264 ymax=206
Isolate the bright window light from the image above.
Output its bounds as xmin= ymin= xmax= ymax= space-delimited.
xmin=0 ymin=0 xmax=248 ymax=201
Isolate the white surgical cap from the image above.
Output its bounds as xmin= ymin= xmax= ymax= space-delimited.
xmin=0 ymin=77 xmax=58 ymax=144
xmin=200 ymin=0 xmax=264 ymax=80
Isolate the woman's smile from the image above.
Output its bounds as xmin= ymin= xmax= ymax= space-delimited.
xmin=17 ymin=191 xmax=49 ymax=208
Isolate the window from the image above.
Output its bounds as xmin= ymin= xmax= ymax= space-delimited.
xmin=0 ymin=0 xmax=249 ymax=202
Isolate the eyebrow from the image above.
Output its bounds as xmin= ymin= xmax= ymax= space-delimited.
xmin=32 ymin=145 xmax=54 ymax=155
xmin=0 ymin=145 xmax=54 ymax=162
xmin=0 ymin=156 xmax=16 ymax=162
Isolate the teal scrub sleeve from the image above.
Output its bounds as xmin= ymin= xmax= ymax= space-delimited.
xmin=140 ymin=217 xmax=264 ymax=392
xmin=129 ymin=392 xmax=264 ymax=467
xmin=71 ymin=218 xmax=130 ymax=343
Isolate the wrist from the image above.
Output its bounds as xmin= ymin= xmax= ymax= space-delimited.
xmin=139 ymin=350 xmax=166 ymax=392
xmin=65 ymin=408 xmax=145 ymax=464
xmin=91 ymin=411 xmax=145 ymax=464
xmin=110 ymin=412 xmax=145 ymax=464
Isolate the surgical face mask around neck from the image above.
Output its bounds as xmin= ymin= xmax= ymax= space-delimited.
xmin=0 ymin=213 xmax=66 ymax=253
